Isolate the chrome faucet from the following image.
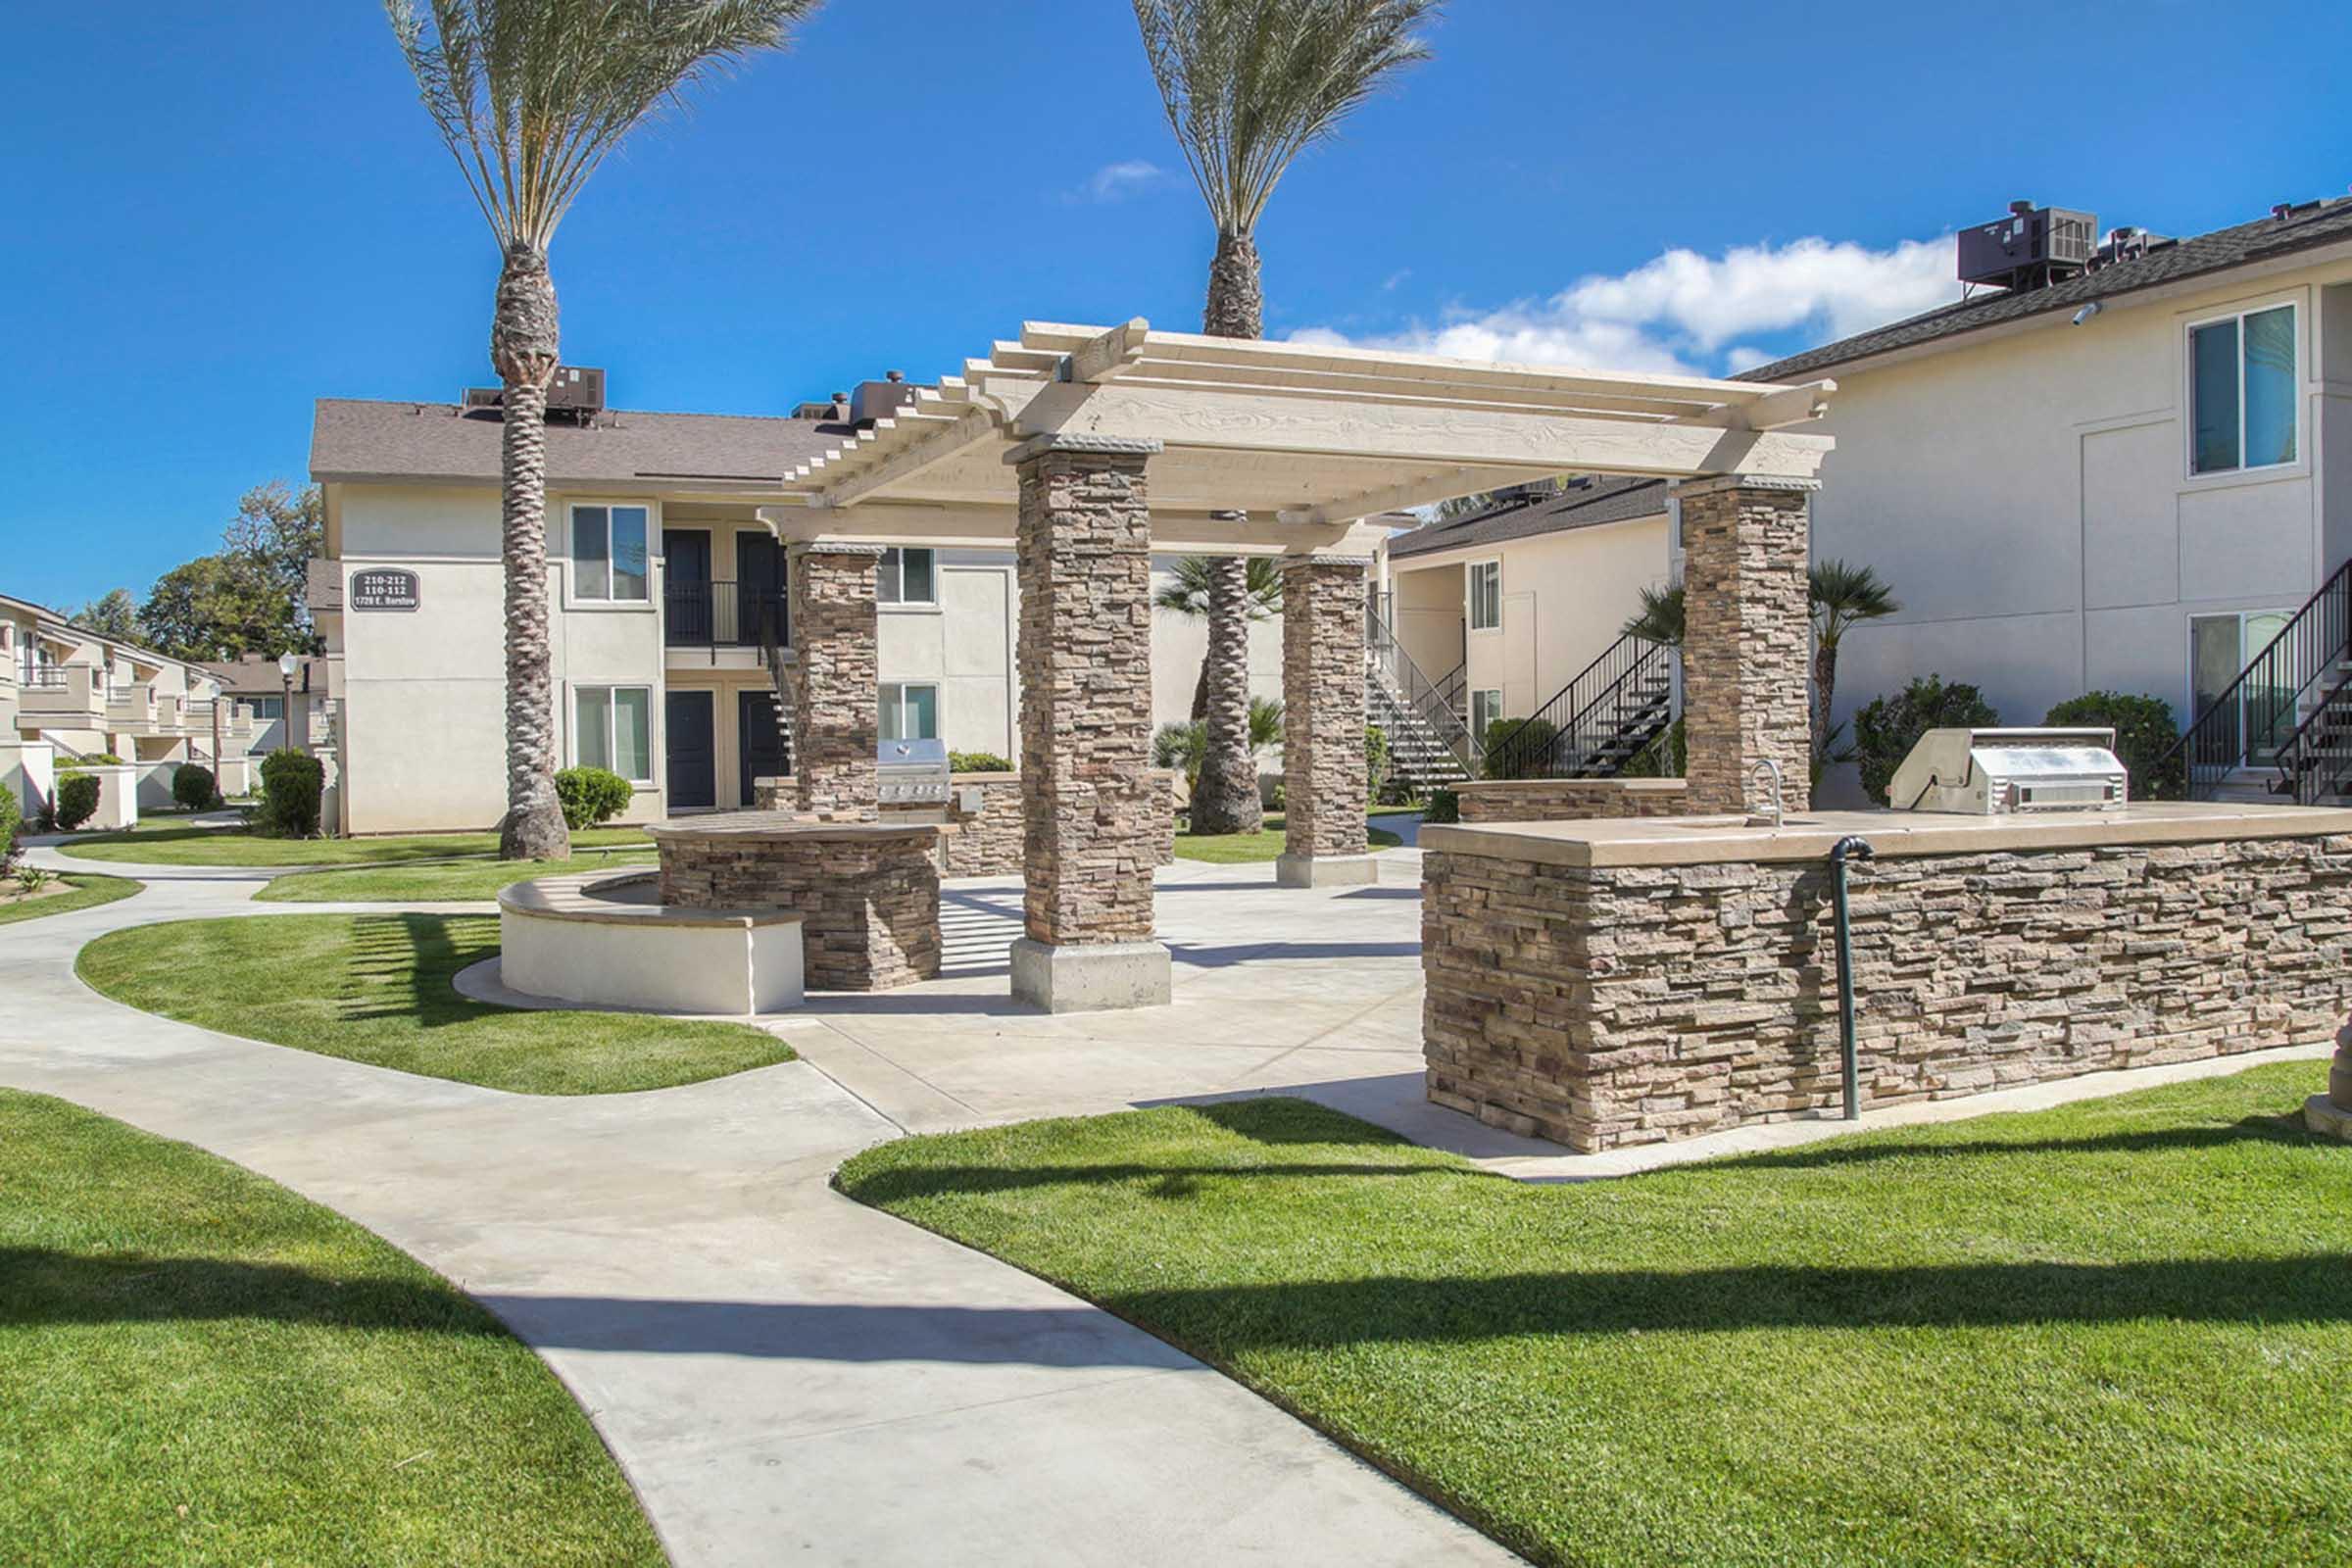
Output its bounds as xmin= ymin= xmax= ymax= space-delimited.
xmin=1748 ymin=758 xmax=1786 ymax=829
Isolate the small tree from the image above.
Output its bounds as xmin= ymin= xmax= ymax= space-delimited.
xmin=53 ymin=772 xmax=101 ymax=833
xmin=257 ymin=749 xmax=324 ymax=838
xmin=1852 ymin=675 xmax=1999 ymax=804
xmin=172 ymin=763 xmax=220 ymax=812
xmin=1809 ymin=559 xmax=1901 ymax=764
xmin=1620 ymin=583 xmax=1684 ymax=648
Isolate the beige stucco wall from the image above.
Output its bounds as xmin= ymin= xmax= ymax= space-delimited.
xmin=1810 ymin=259 xmax=2350 ymax=739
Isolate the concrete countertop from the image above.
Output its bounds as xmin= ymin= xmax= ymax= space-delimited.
xmin=647 ymin=811 xmax=947 ymax=844
xmin=1421 ymin=800 xmax=2352 ymax=869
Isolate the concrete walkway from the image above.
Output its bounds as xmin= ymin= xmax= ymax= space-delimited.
xmin=4 ymin=845 xmax=1511 ymax=1567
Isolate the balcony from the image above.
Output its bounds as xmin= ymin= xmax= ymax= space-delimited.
xmin=665 ymin=580 xmax=789 ymax=663
xmin=21 ymin=664 xmax=107 ymax=727
xmin=106 ymin=682 xmax=158 ymax=731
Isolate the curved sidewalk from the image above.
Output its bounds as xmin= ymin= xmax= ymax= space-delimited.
xmin=2 ymin=849 xmax=1510 ymax=1567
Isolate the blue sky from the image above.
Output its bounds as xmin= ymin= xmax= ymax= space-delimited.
xmin=5 ymin=1 xmax=2350 ymax=609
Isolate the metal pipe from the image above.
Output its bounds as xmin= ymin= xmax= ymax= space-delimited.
xmin=1827 ymin=836 xmax=1876 ymax=1120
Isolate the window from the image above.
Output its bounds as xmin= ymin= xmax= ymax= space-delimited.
xmin=1471 ymin=688 xmax=1502 ymax=746
xmin=574 ymin=684 xmax=653 ymax=782
xmin=572 ymin=505 xmax=651 ymax=602
xmin=2189 ymin=303 xmax=2297 ymax=475
xmin=249 ymin=696 xmax=285 ymax=721
xmin=879 ymin=681 xmax=939 ymax=742
xmin=879 ymin=547 xmax=937 ymax=606
xmin=1468 ymin=561 xmax=1501 ymax=631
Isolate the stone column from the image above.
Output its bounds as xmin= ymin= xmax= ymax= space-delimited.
xmin=1006 ymin=434 xmax=1171 ymax=1012
xmin=1674 ymin=475 xmax=1817 ymax=816
xmin=1278 ymin=554 xmax=1376 ymax=888
xmin=785 ymin=540 xmax=884 ymax=822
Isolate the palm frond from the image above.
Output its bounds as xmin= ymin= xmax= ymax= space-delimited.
xmin=1154 ymin=554 xmax=1285 ymax=617
xmin=1809 ymin=559 xmax=1901 ymax=644
xmin=385 ymin=0 xmax=820 ymax=250
xmin=1133 ymin=0 xmax=1439 ymax=235
xmin=1621 ymin=582 xmax=1684 ymax=649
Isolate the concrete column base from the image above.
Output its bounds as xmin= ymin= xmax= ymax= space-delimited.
xmin=1009 ymin=937 xmax=1172 ymax=1013
xmin=1276 ymin=853 xmax=1380 ymax=889
xmin=2305 ymin=1095 xmax=2352 ymax=1142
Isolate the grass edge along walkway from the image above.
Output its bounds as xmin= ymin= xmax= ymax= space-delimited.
xmin=837 ymin=1064 xmax=2352 ymax=1568
xmin=76 ymin=912 xmax=791 ymax=1096
xmin=0 ymin=873 xmax=141 ymax=926
xmin=257 ymin=850 xmax=655 ymax=904
xmin=57 ymin=824 xmax=651 ymax=868
xmin=0 ymin=1088 xmax=662 ymax=1565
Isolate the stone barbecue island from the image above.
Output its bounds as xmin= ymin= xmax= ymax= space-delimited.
xmin=1420 ymin=802 xmax=2352 ymax=1152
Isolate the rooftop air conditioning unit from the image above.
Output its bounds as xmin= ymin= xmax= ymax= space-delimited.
xmin=547 ymin=366 xmax=606 ymax=415
xmin=1957 ymin=202 xmax=2097 ymax=291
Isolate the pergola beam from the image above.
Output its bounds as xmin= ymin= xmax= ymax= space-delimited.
xmin=815 ymin=405 xmax=1002 ymax=509
xmin=757 ymin=502 xmax=1386 ymax=560
xmin=1695 ymin=378 xmax=1838 ymax=432
xmin=1275 ymin=465 xmax=1535 ymax=525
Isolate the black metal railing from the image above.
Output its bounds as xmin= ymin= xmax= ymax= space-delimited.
xmin=2271 ymin=662 xmax=2352 ymax=805
xmin=1482 ymin=632 xmax=1677 ymax=780
xmin=2157 ymin=556 xmax=2352 ymax=800
xmin=1364 ymin=603 xmax=1476 ymax=770
xmin=665 ymin=580 xmax=789 ymax=651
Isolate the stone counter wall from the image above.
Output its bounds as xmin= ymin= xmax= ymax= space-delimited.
xmin=659 ymin=825 xmax=940 ymax=991
xmin=1424 ymin=834 xmax=2352 ymax=1152
xmin=1454 ymin=778 xmax=1690 ymax=824
xmin=752 ymin=772 xmax=1177 ymax=876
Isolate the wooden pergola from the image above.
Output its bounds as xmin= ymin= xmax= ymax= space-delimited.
xmin=754 ymin=319 xmax=1837 ymax=1011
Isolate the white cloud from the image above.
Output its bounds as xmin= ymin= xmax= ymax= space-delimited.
xmin=1074 ymin=160 xmax=1168 ymax=203
xmin=1290 ymin=233 xmax=1962 ymax=376
xmin=1382 ymin=268 xmax=1412 ymax=291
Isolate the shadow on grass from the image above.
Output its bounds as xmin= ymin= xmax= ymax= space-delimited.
xmin=340 ymin=912 xmax=489 ymax=1028
xmin=1712 ymin=1114 xmax=2315 ymax=1172
xmin=0 ymin=1247 xmax=504 ymax=1337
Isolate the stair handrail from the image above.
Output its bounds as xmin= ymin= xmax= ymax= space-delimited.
xmin=2155 ymin=555 xmax=2352 ymax=800
xmin=2271 ymin=661 xmax=2352 ymax=805
xmin=1364 ymin=603 xmax=1477 ymax=767
xmin=1485 ymin=631 xmax=1676 ymax=780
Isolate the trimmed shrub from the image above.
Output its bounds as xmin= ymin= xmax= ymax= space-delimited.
xmin=1365 ymin=724 xmax=1391 ymax=802
xmin=54 ymin=772 xmax=101 ymax=833
xmin=1853 ymin=675 xmax=2000 ymax=805
xmin=1480 ymin=717 xmax=1559 ymax=780
xmin=2043 ymin=691 xmax=2184 ymax=801
xmin=554 ymin=765 xmax=633 ymax=830
xmin=74 ymin=753 xmax=124 ymax=766
xmin=1424 ymin=786 xmax=1460 ymax=824
xmin=172 ymin=763 xmax=219 ymax=812
xmin=257 ymin=749 xmax=324 ymax=838
xmin=0 ymin=786 xmax=20 ymax=870
xmin=948 ymin=751 xmax=1014 ymax=773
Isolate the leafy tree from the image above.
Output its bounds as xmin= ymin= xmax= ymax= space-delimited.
xmin=138 ymin=555 xmax=296 ymax=662
xmin=223 ymin=480 xmax=325 ymax=649
xmin=1853 ymin=675 xmax=1999 ymax=804
xmin=385 ymin=0 xmax=817 ymax=859
xmin=70 ymin=589 xmax=140 ymax=642
xmin=1809 ymin=558 xmax=1900 ymax=763
xmin=1134 ymin=0 xmax=1438 ymax=835
xmin=1154 ymin=555 xmax=1283 ymax=719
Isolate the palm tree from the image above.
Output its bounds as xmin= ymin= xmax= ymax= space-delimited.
xmin=385 ymin=0 xmax=817 ymax=858
xmin=1154 ymin=555 xmax=1284 ymax=719
xmin=1808 ymin=559 xmax=1900 ymax=761
xmin=1620 ymin=582 xmax=1684 ymax=649
xmin=1135 ymin=0 xmax=1439 ymax=834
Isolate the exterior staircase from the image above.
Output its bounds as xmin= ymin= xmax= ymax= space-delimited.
xmin=1364 ymin=606 xmax=1473 ymax=790
xmin=1481 ymin=632 xmax=1679 ymax=781
xmin=2163 ymin=558 xmax=2352 ymax=805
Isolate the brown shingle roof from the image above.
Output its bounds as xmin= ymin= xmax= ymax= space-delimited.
xmin=1740 ymin=195 xmax=2352 ymax=383
xmin=1389 ymin=476 xmax=1668 ymax=561
xmin=310 ymin=398 xmax=852 ymax=490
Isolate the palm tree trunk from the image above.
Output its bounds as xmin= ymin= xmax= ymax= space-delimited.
xmin=1190 ymin=227 xmax=1264 ymax=832
xmin=1191 ymin=656 xmax=1210 ymax=722
xmin=1812 ymin=638 xmax=1838 ymax=763
xmin=1191 ymin=556 xmax=1262 ymax=835
xmin=491 ymin=244 xmax=569 ymax=860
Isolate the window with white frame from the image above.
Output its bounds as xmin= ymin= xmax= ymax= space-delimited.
xmin=2188 ymin=303 xmax=2297 ymax=475
xmin=249 ymin=696 xmax=286 ymax=721
xmin=1468 ymin=560 xmax=1501 ymax=631
xmin=574 ymin=684 xmax=653 ymax=782
xmin=879 ymin=681 xmax=939 ymax=741
xmin=878 ymin=547 xmax=937 ymax=606
xmin=571 ymin=504 xmax=652 ymax=602
xmin=1471 ymin=688 xmax=1502 ymax=746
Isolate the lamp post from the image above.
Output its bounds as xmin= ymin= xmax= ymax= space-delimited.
xmin=277 ymin=652 xmax=298 ymax=754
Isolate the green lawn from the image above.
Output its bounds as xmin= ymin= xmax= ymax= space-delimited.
xmin=838 ymin=1065 xmax=2352 ymax=1568
xmin=77 ymin=913 xmax=790 ymax=1095
xmin=0 ymin=1088 xmax=661 ymax=1566
xmin=57 ymin=825 xmax=651 ymax=868
xmin=1173 ymin=814 xmax=1404 ymax=864
xmin=0 ymin=873 xmax=141 ymax=925
xmin=259 ymin=849 xmax=657 ymax=904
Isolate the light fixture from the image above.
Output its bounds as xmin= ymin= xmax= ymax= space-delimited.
xmin=277 ymin=652 xmax=298 ymax=678
xmin=2071 ymin=302 xmax=2102 ymax=326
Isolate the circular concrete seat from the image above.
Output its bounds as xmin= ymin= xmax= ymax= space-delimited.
xmin=497 ymin=868 xmax=805 ymax=1015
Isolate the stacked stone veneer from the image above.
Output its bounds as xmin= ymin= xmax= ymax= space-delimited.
xmin=1281 ymin=557 xmax=1371 ymax=862
xmin=1454 ymin=778 xmax=1690 ymax=824
xmin=1013 ymin=439 xmax=1159 ymax=946
xmin=657 ymin=818 xmax=940 ymax=991
xmin=1425 ymin=834 xmax=2352 ymax=1152
xmin=1678 ymin=477 xmax=1814 ymax=816
xmin=786 ymin=542 xmax=885 ymax=821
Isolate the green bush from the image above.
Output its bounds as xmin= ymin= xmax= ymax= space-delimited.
xmin=1424 ymin=787 xmax=1460 ymax=824
xmin=1365 ymin=724 xmax=1391 ymax=801
xmin=554 ymin=765 xmax=633 ymax=830
xmin=1481 ymin=717 xmax=1559 ymax=780
xmin=74 ymin=753 xmax=124 ymax=766
xmin=0 ymin=787 xmax=20 ymax=870
xmin=172 ymin=762 xmax=219 ymax=811
xmin=54 ymin=772 xmax=101 ymax=833
xmin=948 ymin=751 xmax=1014 ymax=773
xmin=1153 ymin=721 xmax=1206 ymax=791
xmin=2043 ymin=691 xmax=2184 ymax=800
xmin=257 ymin=749 xmax=324 ymax=838
xmin=1853 ymin=675 xmax=2000 ymax=805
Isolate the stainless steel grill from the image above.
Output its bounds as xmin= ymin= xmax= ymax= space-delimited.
xmin=876 ymin=737 xmax=952 ymax=807
xmin=1887 ymin=727 xmax=2129 ymax=815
